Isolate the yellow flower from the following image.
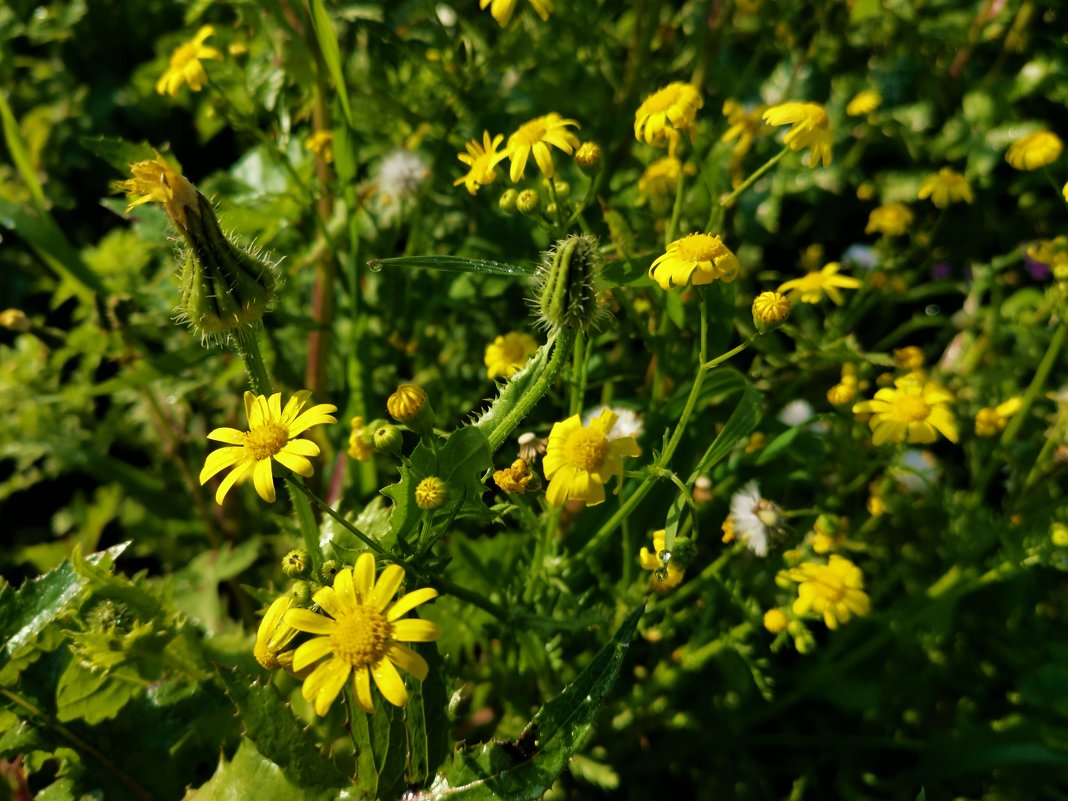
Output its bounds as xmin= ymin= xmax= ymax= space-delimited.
xmin=852 ymin=376 xmax=958 ymax=445
xmin=414 ymin=476 xmax=448 ymax=510
xmin=156 ymin=25 xmax=223 ymax=96
xmin=639 ymin=530 xmax=685 ymax=592
xmin=284 ymin=553 xmax=440 ymax=715
xmin=1005 ymin=130 xmax=1063 ymax=171
xmin=347 ymin=416 xmax=373 ymax=462
xmin=762 ymin=102 xmax=832 ymax=167
xmin=974 ymin=397 xmax=1021 ymax=437
xmin=484 ymin=332 xmax=538 ymax=380
xmin=788 ymin=555 xmax=870 ymax=630
xmin=634 ymin=82 xmax=703 ymax=153
xmin=827 ymin=380 xmax=856 ymax=406
xmin=649 ymin=233 xmax=740 ymax=290
xmin=763 ymin=608 xmax=788 ymax=634
xmin=479 ymin=0 xmax=552 ymax=27
xmin=892 ymin=346 xmax=925 ymax=373
xmin=721 ymin=99 xmax=765 ymax=160
xmin=865 ymin=203 xmax=914 ymax=236
xmin=454 ymin=131 xmax=508 ymax=196
xmin=917 ymin=167 xmax=973 ymax=208
xmin=253 ymin=596 xmax=300 ymax=671
xmin=543 ymin=409 xmax=640 ymax=507
xmin=117 ymin=155 xmax=201 ymax=233
xmin=506 ymin=113 xmax=579 ymax=182
xmin=387 ymin=383 xmax=428 ymax=423
xmin=305 ymin=130 xmax=334 ymax=164
xmin=637 ymin=157 xmax=696 ymax=206
xmin=846 ymin=89 xmax=882 ymax=117
xmin=199 ymin=391 xmax=337 ymax=504
xmin=493 ymin=458 xmax=539 ymax=494
xmin=777 ymin=262 xmax=861 ymax=305
xmin=752 ymin=290 xmax=791 ymax=330
xmin=721 ymin=516 xmax=736 ymax=543
xmin=1027 ymin=237 xmax=1068 ymax=269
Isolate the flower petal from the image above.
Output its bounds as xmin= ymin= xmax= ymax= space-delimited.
xmin=312 ymin=660 xmax=351 ymax=716
xmin=353 ymin=666 xmax=375 ymax=713
xmin=386 ymin=587 xmax=439 ymax=621
xmin=386 ymin=643 xmax=428 ymax=681
xmin=200 ymin=447 xmax=246 ymax=483
xmin=333 ymin=568 xmax=358 ymax=611
xmin=285 ymin=438 xmax=320 ymax=457
xmin=215 ymin=460 xmax=253 ymax=504
xmin=253 ymin=458 xmax=276 ymax=503
xmin=273 ymin=449 xmax=314 ymax=477
xmin=311 ymin=585 xmax=345 ymax=619
xmin=391 ymin=619 xmax=442 ymax=643
xmin=371 ymin=657 xmax=408 ymax=708
xmin=292 ymin=635 xmax=334 ymax=671
xmin=354 ymin=552 xmax=375 ymax=603
xmin=281 ymin=390 xmax=312 ymax=424
xmin=286 ymin=609 xmax=336 ymax=636
xmin=372 ymin=565 xmax=405 ymax=610
xmin=206 ymin=427 xmax=246 ymax=445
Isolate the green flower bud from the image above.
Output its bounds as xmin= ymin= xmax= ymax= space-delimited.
xmin=516 ymin=189 xmax=540 ymax=216
xmin=499 ymin=189 xmax=518 ymax=213
xmin=318 ymin=560 xmax=340 ymax=584
xmin=290 ymin=580 xmax=313 ymax=604
xmin=415 ymin=476 xmax=448 ymax=510
xmin=281 ymin=549 xmax=310 ymax=578
xmin=574 ymin=141 xmax=601 ymax=175
xmin=535 ymin=234 xmax=604 ymax=334
xmin=542 ymin=177 xmax=570 ymax=201
xmin=373 ymin=423 xmax=405 ymax=456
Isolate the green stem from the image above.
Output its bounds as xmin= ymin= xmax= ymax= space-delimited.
xmin=487 ymin=329 xmax=577 ymax=454
xmin=286 ymin=477 xmax=390 ymax=557
xmin=665 ymin=157 xmax=688 ymax=246
xmin=1001 ymin=320 xmax=1066 ymax=447
xmin=569 ymin=330 xmax=586 ymax=416
xmin=234 ymin=327 xmax=272 ymax=396
xmin=711 ymin=146 xmax=790 ymax=227
xmin=426 ymin=575 xmax=512 ymax=623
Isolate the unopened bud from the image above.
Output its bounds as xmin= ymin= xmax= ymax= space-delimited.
xmin=763 ymin=608 xmax=788 ymax=634
xmin=281 ymin=549 xmax=310 ymax=578
xmin=535 ymin=234 xmax=604 ymax=334
xmin=543 ymin=177 xmax=570 ymax=201
xmin=373 ymin=423 xmax=404 ymax=457
xmin=415 ymin=476 xmax=448 ymax=510
xmin=516 ymin=189 xmax=540 ymax=216
xmin=499 ymin=188 xmax=518 ymax=213
xmin=574 ymin=141 xmax=601 ymax=174
xmin=387 ymin=383 xmax=434 ymax=434
xmin=290 ymin=580 xmax=313 ymax=604
xmin=318 ymin=560 xmax=340 ymax=584
xmin=752 ymin=291 xmax=791 ymax=333
xmin=0 ymin=308 xmax=30 ymax=332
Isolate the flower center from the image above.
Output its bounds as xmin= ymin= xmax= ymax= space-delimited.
xmin=674 ymin=234 xmax=724 ymax=264
xmin=894 ymin=395 xmax=931 ymax=423
xmin=564 ymin=428 xmax=609 ymax=472
xmin=330 ymin=605 xmax=392 ymax=668
xmin=244 ymin=421 xmax=290 ymax=461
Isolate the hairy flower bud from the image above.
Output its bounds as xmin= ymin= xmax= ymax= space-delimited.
xmin=574 ymin=141 xmax=601 ymax=174
xmin=516 ymin=188 xmax=541 ymax=216
xmin=535 ymin=234 xmax=604 ymax=334
xmin=752 ymin=291 xmax=791 ymax=333
xmin=387 ymin=383 xmax=434 ymax=434
xmin=282 ymin=549 xmax=310 ymax=578
xmin=498 ymin=188 xmax=518 ymax=213
xmin=318 ymin=560 xmax=340 ymax=584
xmin=415 ymin=476 xmax=448 ymax=510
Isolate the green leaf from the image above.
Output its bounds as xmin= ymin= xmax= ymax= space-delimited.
xmin=370 ymin=255 xmax=536 ymax=278
xmin=79 ymin=135 xmax=159 ymax=173
xmin=0 ymin=544 xmax=126 ymax=672
xmin=0 ymin=90 xmax=46 ymax=212
xmin=55 ymin=658 xmax=141 ymax=725
xmin=187 ymin=739 xmax=340 ymax=801
xmin=404 ymin=643 xmax=450 ymax=787
xmin=216 ymin=668 xmax=348 ymax=789
xmin=308 ymin=0 xmax=353 ymax=129
xmin=410 ymin=604 xmax=644 ymax=801
xmin=692 ymin=384 xmax=763 ymax=476
xmin=472 ymin=338 xmax=552 ymax=443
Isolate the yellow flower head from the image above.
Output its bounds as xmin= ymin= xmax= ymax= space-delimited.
xmin=543 ymin=409 xmax=640 ymax=507
xmin=892 ymin=346 xmax=925 ymax=373
xmin=1026 ymin=236 xmax=1068 ymax=269
xmin=506 ymin=113 xmax=580 ymax=182
xmin=721 ymin=516 xmax=736 ymax=543
xmin=752 ymin=291 xmax=791 ymax=330
xmin=479 ymin=0 xmax=552 ymax=27
xmin=117 ymin=156 xmax=201 ymax=234
xmin=253 ymin=596 xmax=300 ymax=671
xmin=865 ymin=203 xmax=914 ymax=237
xmin=387 ymin=383 xmax=428 ymax=423
xmin=493 ymin=458 xmax=539 ymax=494
xmin=454 ymin=131 xmax=509 ymax=196
xmin=415 ymin=476 xmax=448 ymax=510
xmin=918 ymin=167 xmax=973 ymax=208
xmin=852 ymin=375 xmax=958 ymax=445
xmin=347 ymin=416 xmax=373 ymax=462
xmin=305 ymin=130 xmax=334 ymax=163
xmin=638 ymin=530 xmax=685 ymax=592
xmin=199 ymin=391 xmax=337 ymax=504
xmin=284 ymin=553 xmax=441 ymax=715
xmin=156 ymin=25 xmax=223 ymax=97
xmin=484 ymin=332 xmax=538 ymax=380
xmin=649 ymin=233 xmax=740 ymax=290
xmin=762 ymin=102 xmax=832 ymax=167
xmin=788 ymin=555 xmax=870 ymax=630
xmin=974 ymin=397 xmax=1021 ymax=437
xmin=637 ymin=157 xmax=696 ymax=206
xmin=827 ymin=381 xmax=857 ymax=407
xmin=1005 ymin=130 xmax=1063 ymax=171
xmin=846 ymin=89 xmax=882 ymax=117
xmin=763 ymin=608 xmax=789 ymax=634
xmin=721 ymin=99 xmax=765 ymax=160
xmin=634 ymin=82 xmax=704 ymax=153
xmin=777 ymin=262 xmax=861 ymax=305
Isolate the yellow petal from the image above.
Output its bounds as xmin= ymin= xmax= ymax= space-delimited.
xmin=292 ymin=635 xmax=334 ymax=671
xmin=372 ymin=565 xmax=405 ymax=610
xmin=333 ymin=567 xmax=358 ymax=610
xmin=386 ymin=643 xmax=428 ymax=681
xmin=200 ymin=447 xmax=246 ymax=483
xmin=286 ymin=609 xmax=336 ymax=636
xmin=354 ymin=552 xmax=375 ymax=603
xmin=371 ymin=657 xmax=408 ymax=707
xmin=387 ymin=587 xmax=439 ymax=621
xmin=391 ymin=619 xmax=442 ymax=643
xmin=215 ymin=460 xmax=253 ymax=504
xmin=353 ymin=666 xmax=375 ymax=713
xmin=253 ymin=458 xmax=276 ymax=503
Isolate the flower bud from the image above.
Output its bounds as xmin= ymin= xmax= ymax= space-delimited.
xmin=752 ymin=291 xmax=791 ymax=333
xmin=574 ymin=141 xmax=601 ymax=174
xmin=290 ymin=580 xmax=313 ymax=604
xmin=499 ymin=188 xmax=518 ymax=213
xmin=415 ymin=476 xmax=448 ymax=510
xmin=372 ymin=423 xmax=404 ymax=456
xmin=318 ymin=560 xmax=340 ymax=584
xmin=763 ymin=608 xmax=788 ymax=634
xmin=516 ymin=188 xmax=541 ymax=216
xmin=387 ymin=383 xmax=434 ymax=434
xmin=0 ymin=308 xmax=30 ymax=332
xmin=543 ymin=177 xmax=570 ymax=200
xmin=1052 ymin=522 xmax=1068 ymax=548
xmin=281 ymin=549 xmax=310 ymax=578
xmin=535 ymin=234 xmax=604 ymax=334
xmin=347 ymin=416 xmax=374 ymax=461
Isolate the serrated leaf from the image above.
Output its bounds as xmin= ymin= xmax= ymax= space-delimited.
xmin=1 ymin=544 xmax=127 ymax=672
xmin=79 ymin=135 xmax=159 ymax=173
xmin=217 ymin=668 xmax=348 ymax=789
xmin=184 ymin=739 xmax=339 ymax=801
xmin=409 ymin=604 xmax=643 ymax=801
xmin=55 ymin=658 xmax=140 ymax=725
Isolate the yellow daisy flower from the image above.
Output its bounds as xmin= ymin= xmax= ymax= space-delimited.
xmin=649 ymin=233 xmax=740 ymax=290
xmin=917 ymin=167 xmax=973 ymax=208
xmin=543 ymin=409 xmax=640 ymax=507
xmin=454 ymin=131 xmax=509 ymax=196
xmin=865 ymin=203 xmax=914 ymax=236
xmin=479 ymin=0 xmax=552 ymax=27
xmin=762 ymin=102 xmax=833 ymax=167
xmin=721 ymin=99 xmax=765 ymax=160
xmin=199 ymin=390 xmax=337 ymax=504
xmin=845 ymin=89 xmax=882 ymax=117
xmin=484 ymin=331 xmax=539 ymax=380
xmin=777 ymin=262 xmax=861 ymax=305
xmin=974 ymin=397 xmax=1022 ymax=437
xmin=788 ymin=555 xmax=870 ymax=630
xmin=506 ymin=113 xmax=580 ymax=182
xmin=639 ymin=530 xmax=686 ymax=591
xmin=156 ymin=25 xmax=223 ymax=97
xmin=634 ymin=82 xmax=703 ymax=152
xmin=253 ymin=596 xmax=300 ymax=671
xmin=852 ymin=376 xmax=958 ymax=445
xmin=284 ymin=553 xmax=441 ymax=715
xmin=637 ymin=156 xmax=696 ymax=206
xmin=1005 ymin=130 xmax=1063 ymax=171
